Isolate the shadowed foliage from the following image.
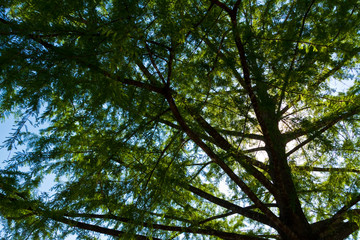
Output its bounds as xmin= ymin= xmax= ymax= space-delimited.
xmin=1 ymin=0 xmax=360 ymax=239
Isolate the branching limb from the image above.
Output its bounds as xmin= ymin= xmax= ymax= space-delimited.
xmin=294 ymin=166 xmax=360 ymax=173
xmin=145 ymin=44 xmax=167 ymax=85
xmin=287 ymin=105 xmax=360 ymax=156
xmin=159 ymin=117 xmax=265 ymax=143
xmin=209 ymin=0 xmax=232 ymax=14
xmin=197 ymin=211 xmax=236 ymax=225
xmin=24 ymin=35 xmax=167 ymax=95
xmin=187 ymin=108 xmax=277 ymax=195
xmin=312 ymin=196 xmax=360 ymax=238
xmin=333 ymin=195 xmax=360 ymax=219
xmin=157 ymin=118 xmax=218 ymax=144
xmin=244 ymin=147 xmax=267 ymax=153
xmin=55 ymin=216 xmax=159 ymax=240
xmin=1 ymin=18 xmax=166 ymax=96
xmin=186 ymin=184 xmax=276 ymax=228
xmin=277 ymin=0 xmax=316 ymax=114
xmin=217 ymin=129 xmax=265 ymax=141
xmin=64 ymin=212 xmax=266 ymax=240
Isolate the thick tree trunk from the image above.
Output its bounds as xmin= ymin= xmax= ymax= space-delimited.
xmin=253 ymin=89 xmax=317 ymax=240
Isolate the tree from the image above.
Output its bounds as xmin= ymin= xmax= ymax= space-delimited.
xmin=0 ymin=0 xmax=360 ymax=239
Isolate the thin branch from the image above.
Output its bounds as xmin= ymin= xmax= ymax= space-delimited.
xmin=310 ymin=63 xmax=346 ymax=89
xmin=200 ymin=35 xmax=246 ymax=87
xmin=145 ymin=44 xmax=166 ymax=85
xmin=182 ymin=2 xmax=215 ymax=46
xmin=146 ymin=40 xmax=171 ymax=50
xmin=209 ymin=0 xmax=232 ymax=14
xmin=294 ymin=166 xmax=360 ymax=173
xmin=157 ymin=119 xmax=218 ymax=144
xmin=333 ymin=195 xmax=360 ymax=219
xmin=187 ymin=108 xmax=276 ymax=195
xmin=277 ymin=0 xmax=316 ymax=114
xmin=197 ymin=211 xmax=236 ymax=225
xmin=65 ymin=212 xmax=266 ymax=240
xmin=25 ymin=34 xmax=166 ymax=95
xmin=217 ymin=129 xmax=264 ymax=141
xmin=143 ymin=132 xmax=179 ymax=190
xmin=55 ymin=216 xmax=158 ymax=240
xmin=110 ymin=69 xmax=166 ymax=95
xmin=287 ymin=106 xmax=360 ymax=156
xmin=1 ymin=21 xmax=163 ymax=97
xmin=251 ymin=37 xmax=330 ymax=48
xmin=244 ymin=203 xmax=278 ymax=210
xmin=167 ymin=45 xmax=175 ymax=86
xmin=0 ymin=192 xmax=157 ymax=240
xmin=244 ymin=146 xmax=267 ymax=153
xmin=186 ymin=184 xmax=276 ymax=228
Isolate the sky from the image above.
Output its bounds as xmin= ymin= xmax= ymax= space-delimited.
xmin=0 ymin=116 xmax=80 ymax=239
xmin=0 ymin=117 xmax=15 ymax=162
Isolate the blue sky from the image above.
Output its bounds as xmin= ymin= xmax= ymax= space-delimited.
xmin=0 ymin=116 xmax=80 ymax=239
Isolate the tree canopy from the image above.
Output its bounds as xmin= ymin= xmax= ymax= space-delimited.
xmin=1 ymin=0 xmax=360 ymax=239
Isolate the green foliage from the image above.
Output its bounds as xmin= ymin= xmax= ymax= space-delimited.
xmin=0 ymin=0 xmax=360 ymax=239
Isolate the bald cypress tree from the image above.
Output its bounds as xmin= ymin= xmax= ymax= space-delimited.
xmin=1 ymin=1 xmax=360 ymax=239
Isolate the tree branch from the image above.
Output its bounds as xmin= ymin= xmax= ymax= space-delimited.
xmin=2 ymin=19 xmax=167 ymax=97
xmin=287 ymin=105 xmax=360 ymax=156
xmin=145 ymin=44 xmax=166 ymax=85
xmin=244 ymin=147 xmax=267 ymax=153
xmin=333 ymin=195 xmax=360 ymax=219
xmin=312 ymin=195 xmax=360 ymax=238
xmin=64 ymin=212 xmax=266 ymax=240
xmin=294 ymin=166 xmax=360 ymax=173
xmin=186 ymin=184 xmax=276 ymax=228
xmin=157 ymin=118 xmax=218 ymax=144
xmin=55 ymin=216 xmax=158 ymax=240
xmin=24 ymin=33 xmax=167 ymax=95
xmin=217 ymin=129 xmax=264 ymax=141
xmin=197 ymin=211 xmax=236 ymax=225
xmin=276 ymin=0 xmax=315 ymax=115
xmin=209 ymin=0 xmax=232 ymax=14
xmin=187 ymin=108 xmax=277 ymax=196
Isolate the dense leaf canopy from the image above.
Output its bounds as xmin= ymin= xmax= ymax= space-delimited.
xmin=1 ymin=0 xmax=360 ymax=239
